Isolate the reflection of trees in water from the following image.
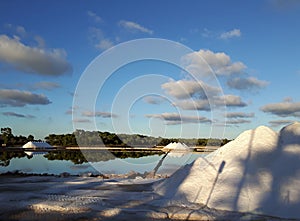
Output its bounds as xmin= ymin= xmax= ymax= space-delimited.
xmin=44 ymin=150 xmax=163 ymax=164
xmin=0 ymin=151 xmax=27 ymax=167
xmin=112 ymin=150 xmax=163 ymax=159
xmin=44 ymin=150 xmax=89 ymax=164
xmin=0 ymin=150 xmax=163 ymax=167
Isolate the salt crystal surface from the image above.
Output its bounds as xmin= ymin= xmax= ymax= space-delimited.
xmin=155 ymin=122 xmax=300 ymax=219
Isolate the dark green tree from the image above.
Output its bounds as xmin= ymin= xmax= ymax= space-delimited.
xmin=27 ymin=135 xmax=34 ymax=142
xmin=1 ymin=127 xmax=13 ymax=146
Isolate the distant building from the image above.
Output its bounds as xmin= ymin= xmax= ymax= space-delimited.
xmin=22 ymin=141 xmax=53 ymax=149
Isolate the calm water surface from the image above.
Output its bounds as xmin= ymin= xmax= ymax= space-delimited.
xmin=0 ymin=149 xmax=206 ymax=175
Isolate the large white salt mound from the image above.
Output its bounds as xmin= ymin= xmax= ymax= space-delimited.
xmin=155 ymin=122 xmax=300 ymax=219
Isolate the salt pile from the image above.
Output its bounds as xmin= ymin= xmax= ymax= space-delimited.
xmin=162 ymin=142 xmax=192 ymax=157
xmin=162 ymin=142 xmax=191 ymax=151
xmin=155 ymin=122 xmax=300 ymax=219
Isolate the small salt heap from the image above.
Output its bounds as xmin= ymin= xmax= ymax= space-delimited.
xmin=162 ymin=142 xmax=192 ymax=157
xmin=155 ymin=122 xmax=300 ymax=219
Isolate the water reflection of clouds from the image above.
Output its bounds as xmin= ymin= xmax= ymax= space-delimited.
xmin=22 ymin=168 xmax=33 ymax=172
xmin=168 ymin=152 xmax=190 ymax=158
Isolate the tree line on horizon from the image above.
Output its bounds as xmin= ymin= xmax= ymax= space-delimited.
xmin=0 ymin=127 xmax=37 ymax=147
xmin=0 ymin=127 xmax=231 ymax=147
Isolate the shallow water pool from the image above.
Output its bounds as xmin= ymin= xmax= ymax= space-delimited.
xmin=0 ymin=149 xmax=206 ymax=175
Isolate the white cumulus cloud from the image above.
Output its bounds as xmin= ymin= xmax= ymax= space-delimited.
xmin=215 ymin=95 xmax=247 ymax=107
xmin=162 ymin=79 xmax=221 ymax=100
xmin=0 ymin=35 xmax=72 ymax=76
xmin=182 ymin=49 xmax=246 ymax=77
xmin=260 ymin=101 xmax=300 ymax=117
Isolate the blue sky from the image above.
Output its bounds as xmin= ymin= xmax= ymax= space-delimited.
xmin=1 ymin=0 xmax=300 ymax=140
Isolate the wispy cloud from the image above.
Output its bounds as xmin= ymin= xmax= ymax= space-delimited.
xmin=88 ymin=27 xmax=114 ymax=50
xmin=73 ymin=118 xmax=91 ymax=123
xmin=269 ymin=119 xmax=295 ymax=127
xmin=225 ymin=112 xmax=255 ymax=118
xmin=95 ymin=39 xmax=114 ymax=50
xmin=0 ymin=89 xmax=51 ymax=107
xmin=2 ymin=111 xmax=35 ymax=118
xmin=5 ymin=24 xmax=27 ymax=37
xmin=201 ymin=28 xmax=214 ymax=38
xmin=82 ymin=111 xmax=118 ymax=118
xmin=0 ymin=81 xmax=60 ymax=91
xmin=226 ymin=119 xmax=251 ymax=125
xmin=65 ymin=106 xmax=78 ymax=115
xmin=220 ymin=29 xmax=241 ymax=39
xmin=65 ymin=110 xmax=73 ymax=115
xmin=199 ymin=28 xmax=241 ymax=40
xmin=87 ymin=11 xmax=103 ymax=23
xmin=0 ymin=35 xmax=72 ymax=76
xmin=143 ymin=96 xmax=165 ymax=105
xmin=227 ymin=77 xmax=269 ymax=91
xmin=119 ymin=20 xmax=153 ymax=34
xmin=269 ymin=0 xmax=300 ymax=11
xmin=31 ymin=81 xmax=61 ymax=91
xmin=224 ymin=112 xmax=254 ymax=125
xmin=34 ymin=35 xmax=45 ymax=48
xmin=145 ymin=112 xmax=211 ymax=125
xmin=5 ymin=24 xmax=46 ymax=48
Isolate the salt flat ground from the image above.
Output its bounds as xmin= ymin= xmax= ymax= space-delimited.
xmin=0 ymin=175 xmax=288 ymax=221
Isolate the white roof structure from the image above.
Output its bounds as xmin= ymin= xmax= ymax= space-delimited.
xmin=22 ymin=141 xmax=53 ymax=149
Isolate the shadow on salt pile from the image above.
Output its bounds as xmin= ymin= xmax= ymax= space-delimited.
xmin=154 ymin=122 xmax=300 ymax=220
